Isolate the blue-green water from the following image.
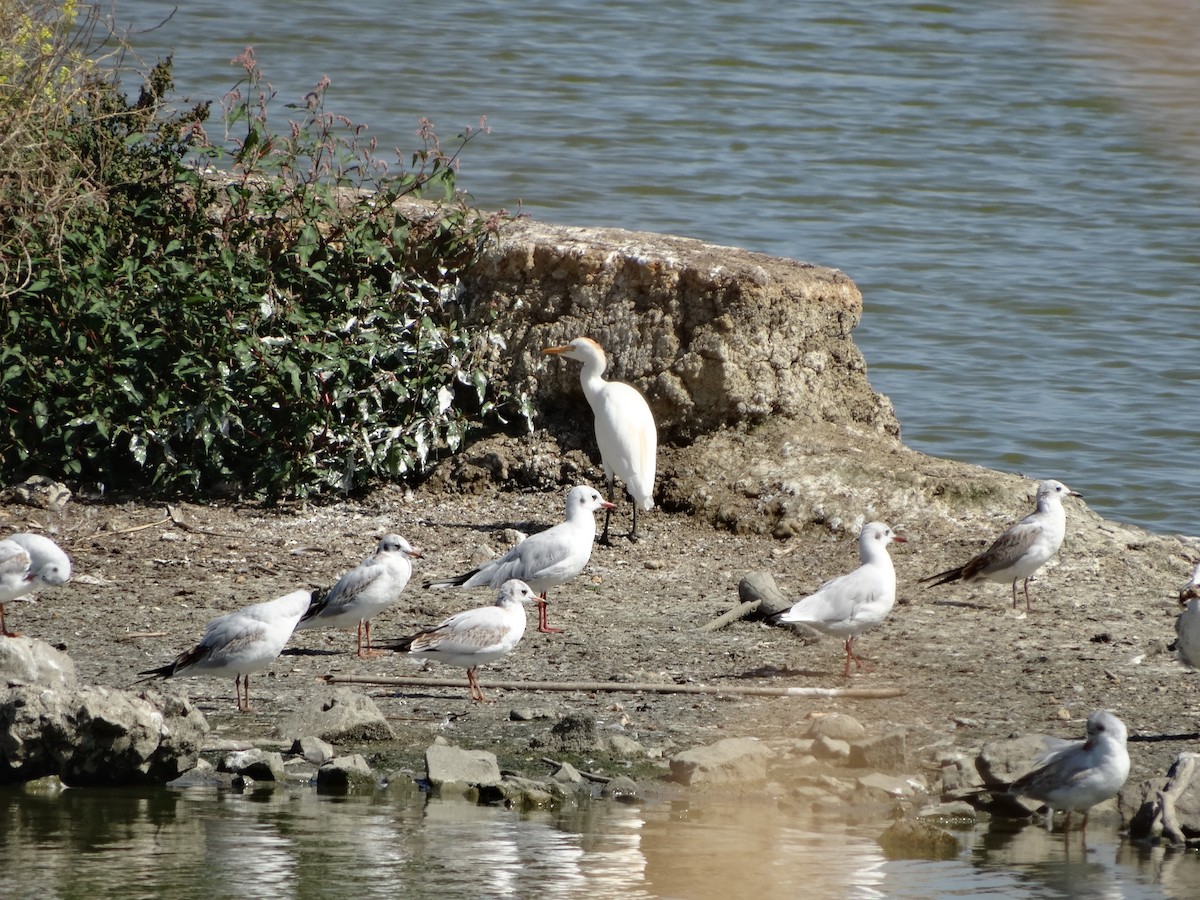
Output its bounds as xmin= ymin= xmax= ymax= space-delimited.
xmin=116 ymin=0 xmax=1200 ymax=534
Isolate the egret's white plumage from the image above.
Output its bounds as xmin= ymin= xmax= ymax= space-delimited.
xmin=543 ymin=337 xmax=657 ymax=542
xmin=1007 ymin=710 xmax=1130 ymax=839
xmin=776 ymin=522 xmax=906 ymax=678
xmin=424 ymin=485 xmax=614 ymax=633
xmin=1175 ymin=561 xmax=1200 ymax=669
xmin=137 ymin=588 xmax=311 ymax=712
xmin=387 ymin=579 xmax=536 ymax=701
xmin=921 ymin=479 xmax=1081 ymax=611
xmin=0 ymin=533 xmax=72 ymax=637
xmin=295 ymin=533 xmax=421 ymax=657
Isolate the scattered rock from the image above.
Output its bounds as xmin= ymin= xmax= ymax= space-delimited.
xmin=601 ymin=775 xmax=641 ymax=801
xmin=668 ymin=737 xmax=772 ymax=786
xmin=976 ymin=732 xmax=1072 ymax=786
xmin=0 ymin=637 xmax=77 ymax=690
xmin=606 ymin=734 xmax=645 ymax=757
xmin=812 ymin=734 xmax=851 ymax=762
xmin=807 ymin=713 xmax=867 ymax=742
xmin=549 ymin=761 xmax=584 ymax=784
xmin=290 ymin=735 xmax=335 ymax=765
xmin=220 ymin=748 xmax=286 ymax=782
xmin=316 ymin=754 xmax=376 ymax=791
xmin=877 ymin=819 xmax=961 ymax=860
xmin=857 ymin=772 xmax=924 ymax=800
xmin=848 ymin=731 xmax=909 ymax=772
xmin=280 ymin=687 xmax=394 ymax=744
xmin=0 ymin=684 xmax=207 ymax=786
xmin=549 ymin=714 xmax=600 ymax=753
xmin=425 ymin=742 xmax=502 ymax=791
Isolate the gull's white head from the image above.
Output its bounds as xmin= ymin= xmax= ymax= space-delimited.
xmin=859 ymin=521 xmax=905 ymax=552
xmin=377 ymin=533 xmax=422 ymax=559
xmin=1083 ymin=709 xmax=1127 ymax=748
xmin=566 ymin=484 xmax=617 ymax=515
xmin=1036 ymin=479 xmax=1082 ymax=506
xmin=497 ymin=579 xmax=537 ymax=608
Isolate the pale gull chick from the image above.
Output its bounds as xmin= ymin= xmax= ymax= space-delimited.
xmin=1175 ymin=561 xmax=1200 ymax=669
xmin=543 ymin=337 xmax=657 ymax=543
xmin=295 ymin=533 xmax=421 ymax=657
xmin=1007 ymin=709 xmax=1131 ymax=839
xmin=0 ymin=533 xmax=72 ymax=637
xmin=920 ymin=479 xmax=1081 ymax=611
xmin=386 ymin=579 xmax=536 ymax=702
xmin=138 ymin=588 xmax=312 ymax=712
xmin=775 ymin=522 xmax=906 ymax=678
xmin=424 ymin=485 xmax=614 ymax=634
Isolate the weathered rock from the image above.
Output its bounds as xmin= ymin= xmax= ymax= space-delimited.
xmin=220 ymin=748 xmax=286 ymax=782
xmin=917 ymin=801 xmax=982 ymax=824
xmin=976 ymin=732 xmax=1074 ymax=787
xmin=848 ymin=731 xmax=909 ymax=772
xmin=812 ymin=734 xmax=852 ymax=762
xmin=168 ymin=759 xmax=236 ymax=789
xmin=290 ymin=735 xmax=335 ymax=765
xmin=857 ymin=772 xmax=927 ymax=800
xmin=0 ymin=637 xmax=77 ymax=690
xmin=425 ymin=741 xmax=502 ymax=790
xmin=877 ymin=819 xmax=961 ymax=860
xmin=316 ymin=754 xmax=376 ymax=791
xmin=549 ymin=761 xmax=584 ymax=784
xmin=548 ymin=714 xmax=600 ymax=753
xmin=807 ymin=714 xmax=867 ymax=743
xmin=280 ymin=687 xmax=394 ymax=744
xmin=499 ymin=776 xmax=555 ymax=810
xmin=606 ymin=733 xmax=646 ymax=758
xmin=668 ymin=737 xmax=773 ymax=786
xmin=0 ymin=684 xmax=207 ymax=785
xmin=737 ymin=572 xmax=797 ymax=621
xmin=601 ymin=775 xmax=641 ymax=801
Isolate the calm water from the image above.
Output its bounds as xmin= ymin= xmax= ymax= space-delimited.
xmin=2 ymin=783 xmax=1196 ymax=899
xmin=114 ymin=0 xmax=1200 ymax=535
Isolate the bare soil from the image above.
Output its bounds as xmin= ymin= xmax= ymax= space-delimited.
xmin=5 ymin=426 xmax=1199 ymax=794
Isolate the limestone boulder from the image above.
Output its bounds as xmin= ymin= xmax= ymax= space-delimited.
xmin=0 ymin=684 xmax=207 ymax=785
xmin=0 ymin=636 xmax=77 ymax=691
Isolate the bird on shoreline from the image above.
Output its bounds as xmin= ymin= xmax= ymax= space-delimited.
xmin=137 ymin=588 xmax=311 ymax=712
xmin=1006 ymin=709 xmax=1131 ymax=840
xmin=1175 ymin=561 xmax=1200 ymax=669
xmin=774 ymin=521 xmax=906 ymax=678
xmin=0 ymin=533 xmax=72 ymax=637
xmin=384 ymin=579 xmax=536 ymax=702
xmin=543 ymin=337 xmax=657 ymax=543
xmin=920 ymin=479 xmax=1081 ymax=611
xmin=424 ymin=485 xmax=614 ymax=634
xmin=294 ymin=533 xmax=421 ymax=657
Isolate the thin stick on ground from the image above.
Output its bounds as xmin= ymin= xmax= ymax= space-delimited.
xmin=322 ymin=674 xmax=905 ymax=699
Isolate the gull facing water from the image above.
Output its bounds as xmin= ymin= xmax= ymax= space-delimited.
xmin=775 ymin=522 xmax=906 ymax=678
xmin=0 ymin=533 xmax=72 ymax=637
xmin=921 ymin=479 xmax=1081 ymax=611
xmin=385 ymin=579 xmax=536 ymax=702
xmin=1007 ymin=709 xmax=1131 ymax=838
xmin=543 ymin=337 xmax=657 ymax=543
xmin=137 ymin=588 xmax=311 ymax=712
xmin=424 ymin=485 xmax=614 ymax=634
xmin=295 ymin=533 xmax=421 ymax=657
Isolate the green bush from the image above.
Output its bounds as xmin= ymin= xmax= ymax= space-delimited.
xmin=1 ymin=13 xmax=527 ymax=501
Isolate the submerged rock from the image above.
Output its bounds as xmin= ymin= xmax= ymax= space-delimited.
xmin=877 ymin=819 xmax=961 ymax=860
xmin=668 ymin=737 xmax=773 ymax=786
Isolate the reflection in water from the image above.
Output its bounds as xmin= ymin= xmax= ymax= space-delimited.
xmin=2 ymin=786 xmax=1200 ymax=898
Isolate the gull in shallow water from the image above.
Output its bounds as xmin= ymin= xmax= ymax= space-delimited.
xmin=385 ymin=579 xmax=536 ymax=702
xmin=0 ymin=533 xmax=72 ymax=637
xmin=920 ymin=479 xmax=1081 ymax=611
xmin=423 ymin=485 xmax=614 ymax=634
xmin=137 ymin=588 xmax=311 ymax=712
xmin=294 ymin=533 xmax=421 ymax=657
xmin=774 ymin=521 xmax=906 ymax=678
xmin=1175 ymin=561 xmax=1200 ymax=669
xmin=1007 ymin=709 xmax=1131 ymax=839
xmin=543 ymin=337 xmax=657 ymax=543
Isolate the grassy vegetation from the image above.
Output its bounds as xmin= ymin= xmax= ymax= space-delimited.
xmin=1 ymin=1 xmax=527 ymax=501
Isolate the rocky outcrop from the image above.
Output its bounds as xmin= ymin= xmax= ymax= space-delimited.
xmin=459 ymin=218 xmax=898 ymax=442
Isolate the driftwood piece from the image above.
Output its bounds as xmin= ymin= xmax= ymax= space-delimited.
xmin=1151 ymin=752 xmax=1199 ymax=846
xmin=322 ymin=673 xmax=905 ymax=699
xmin=699 ymin=572 xmax=796 ymax=632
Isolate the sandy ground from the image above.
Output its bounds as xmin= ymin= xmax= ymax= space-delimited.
xmin=4 ymin=441 xmax=1200 ymax=796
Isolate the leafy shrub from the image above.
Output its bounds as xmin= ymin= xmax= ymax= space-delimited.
xmin=0 ymin=9 xmax=527 ymax=501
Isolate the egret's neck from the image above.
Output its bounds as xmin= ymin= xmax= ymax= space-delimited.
xmin=576 ymin=354 xmax=608 ymax=401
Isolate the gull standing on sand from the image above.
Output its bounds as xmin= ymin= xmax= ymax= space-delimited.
xmin=137 ymin=588 xmax=311 ymax=712
xmin=0 ymin=533 xmax=72 ymax=637
xmin=385 ymin=579 xmax=536 ymax=702
xmin=294 ymin=533 xmax=421 ymax=657
xmin=543 ymin=337 xmax=657 ymax=543
xmin=1175 ymin=561 xmax=1200 ymax=669
xmin=424 ymin=484 xmax=614 ymax=634
xmin=920 ymin=479 xmax=1081 ymax=611
xmin=1007 ymin=709 xmax=1131 ymax=839
xmin=775 ymin=522 xmax=906 ymax=678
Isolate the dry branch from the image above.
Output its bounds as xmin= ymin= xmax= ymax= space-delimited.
xmin=322 ymin=673 xmax=905 ymax=699
xmin=1151 ymin=751 xmax=1199 ymax=846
